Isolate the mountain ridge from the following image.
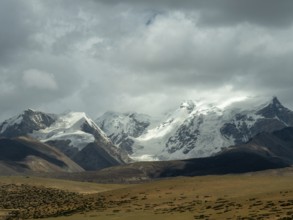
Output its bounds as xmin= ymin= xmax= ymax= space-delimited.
xmin=41 ymin=126 xmax=293 ymax=184
xmin=1 ymin=96 xmax=293 ymax=166
xmin=97 ymin=96 xmax=293 ymax=161
xmin=0 ymin=110 xmax=130 ymax=170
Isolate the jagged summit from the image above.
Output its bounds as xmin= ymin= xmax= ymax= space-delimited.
xmin=271 ymin=96 xmax=281 ymax=104
xmin=177 ymin=96 xmax=278 ymax=116
xmin=0 ymin=109 xmax=57 ymax=138
xmin=257 ymin=96 xmax=282 ymax=109
xmin=257 ymin=96 xmax=286 ymax=117
xmin=223 ymin=96 xmax=281 ymax=110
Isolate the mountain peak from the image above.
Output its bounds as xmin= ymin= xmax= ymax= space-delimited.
xmin=21 ymin=108 xmax=41 ymax=117
xmin=0 ymin=110 xmax=57 ymax=138
xmin=24 ymin=108 xmax=35 ymax=113
xmin=256 ymin=96 xmax=287 ymax=118
xmin=270 ymin=96 xmax=282 ymax=107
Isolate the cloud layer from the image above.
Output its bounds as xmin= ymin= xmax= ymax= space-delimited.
xmin=1 ymin=0 xmax=293 ymax=120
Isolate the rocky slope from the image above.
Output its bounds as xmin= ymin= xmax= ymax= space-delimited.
xmin=223 ymin=126 xmax=293 ymax=164
xmin=0 ymin=136 xmax=83 ymax=174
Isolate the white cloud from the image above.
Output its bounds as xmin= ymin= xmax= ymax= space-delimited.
xmin=22 ymin=69 xmax=58 ymax=90
xmin=1 ymin=0 xmax=293 ymax=121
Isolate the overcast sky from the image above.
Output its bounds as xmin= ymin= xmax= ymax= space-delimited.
xmin=1 ymin=0 xmax=293 ymax=121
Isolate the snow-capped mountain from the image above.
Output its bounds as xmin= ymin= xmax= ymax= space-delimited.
xmin=220 ymin=97 xmax=293 ymax=145
xmin=98 ymin=97 xmax=293 ymax=161
xmin=132 ymin=100 xmax=229 ymax=160
xmin=0 ymin=110 xmax=130 ymax=170
xmin=2 ymin=96 xmax=293 ymax=164
xmin=32 ymin=111 xmax=110 ymax=150
xmin=96 ymin=111 xmax=151 ymax=154
xmin=0 ymin=109 xmax=57 ymax=138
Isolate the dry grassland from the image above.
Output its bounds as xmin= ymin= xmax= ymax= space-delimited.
xmin=0 ymin=174 xmax=292 ymax=219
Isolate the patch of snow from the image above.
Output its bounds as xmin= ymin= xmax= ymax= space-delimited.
xmin=222 ymin=96 xmax=274 ymax=112
xmin=0 ymin=115 xmax=23 ymax=133
xmin=96 ymin=111 xmax=151 ymax=137
xmin=129 ymin=154 xmax=159 ymax=161
xmin=96 ymin=111 xmax=152 ymax=149
xmin=245 ymin=114 xmax=263 ymax=129
xmin=137 ymin=103 xmax=191 ymax=141
xmin=32 ymin=111 xmax=107 ymax=150
xmin=42 ymin=131 xmax=95 ymax=150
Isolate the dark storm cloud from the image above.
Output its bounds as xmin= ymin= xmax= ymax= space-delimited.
xmin=97 ymin=0 xmax=293 ymax=27
xmin=1 ymin=0 xmax=293 ymax=121
xmin=197 ymin=0 xmax=293 ymax=27
xmin=0 ymin=0 xmax=34 ymax=65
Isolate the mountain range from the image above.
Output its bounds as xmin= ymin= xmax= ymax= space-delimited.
xmin=0 ymin=109 xmax=130 ymax=171
xmin=96 ymin=96 xmax=293 ymax=161
xmin=0 ymin=96 xmax=293 ymax=176
xmin=39 ymin=126 xmax=293 ymax=183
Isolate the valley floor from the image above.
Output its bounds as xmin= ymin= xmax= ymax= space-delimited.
xmin=0 ymin=169 xmax=293 ymax=220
